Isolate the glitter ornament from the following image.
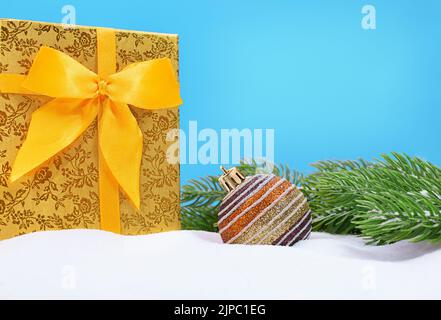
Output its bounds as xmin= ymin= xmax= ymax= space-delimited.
xmin=217 ymin=166 xmax=311 ymax=246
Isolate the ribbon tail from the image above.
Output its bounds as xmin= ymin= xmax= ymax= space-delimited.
xmin=99 ymin=99 xmax=142 ymax=209
xmin=10 ymin=98 xmax=99 ymax=182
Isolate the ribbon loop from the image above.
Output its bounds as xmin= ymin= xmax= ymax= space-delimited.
xmin=108 ymin=58 xmax=183 ymax=109
xmin=22 ymin=46 xmax=99 ymax=99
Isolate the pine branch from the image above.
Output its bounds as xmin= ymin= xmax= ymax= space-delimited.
xmin=354 ymin=153 xmax=441 ymax=244
xmin=304 ymin=152 xmax=441 ymax=244
xmin=180 ymin=175 xmax=225 ymax=231
xmin=181 ymin=175 xmax=225 ymax=208
xmin=356 ymin=190 xmax=441 ymax=245
xmin=303 ymin=158 xmax=377 ymax=234
xmin=181 ymin=153 xmax=441 ymax=245
xmin=181 ymin=206 xmax=219 ymax=232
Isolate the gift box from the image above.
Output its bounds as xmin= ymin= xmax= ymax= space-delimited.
xmin=0 ymin=19 xmax=182 ymax=240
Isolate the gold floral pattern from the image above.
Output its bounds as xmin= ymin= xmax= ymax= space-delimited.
xmin=0 ymin=19 xmax=180 ymax=240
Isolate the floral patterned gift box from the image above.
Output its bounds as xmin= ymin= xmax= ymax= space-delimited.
xmin=0 ymin=19 xmax=181 ymax=240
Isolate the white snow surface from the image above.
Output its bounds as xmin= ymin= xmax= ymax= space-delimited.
xmin=0 ymin=229 xmax=440 ymax=299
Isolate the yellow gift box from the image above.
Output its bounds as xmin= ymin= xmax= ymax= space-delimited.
xmin=0 ymin=19 xmax=182 ymax=240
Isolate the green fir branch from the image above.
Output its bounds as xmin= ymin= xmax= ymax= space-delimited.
xmin=180 ymin=175 xmax=225 ymax=231
xmin=303 ymin=152 xmax=441 ymax=244
xmin=181 ymin=153 xmax=441 ymax=245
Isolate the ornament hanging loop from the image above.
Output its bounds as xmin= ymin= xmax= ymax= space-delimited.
xmin=218 ymin=166 xmax=246 ymax=193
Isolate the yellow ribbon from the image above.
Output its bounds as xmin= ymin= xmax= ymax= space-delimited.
xmin=0 ymin=28 xmax=182 ymax=233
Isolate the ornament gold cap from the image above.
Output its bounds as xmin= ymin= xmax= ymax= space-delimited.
xmin=218 ymin=166 xmax=246 ymax=193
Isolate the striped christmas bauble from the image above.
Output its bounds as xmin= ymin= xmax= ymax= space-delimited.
xmin=218 ymin=174 xmax=311 ymax=246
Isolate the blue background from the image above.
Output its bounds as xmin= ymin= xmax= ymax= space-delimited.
xmin=3 ymin=0 xmax=440 ymax=182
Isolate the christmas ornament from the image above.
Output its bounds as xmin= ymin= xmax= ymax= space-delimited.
xmin=217 ymin=166 xmax=311 ymax=246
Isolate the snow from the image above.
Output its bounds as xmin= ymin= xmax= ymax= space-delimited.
xmin=420 ymin=190 xmax=430 ymax=197
xmin=0 ymin=229 xmax=440 ymax=299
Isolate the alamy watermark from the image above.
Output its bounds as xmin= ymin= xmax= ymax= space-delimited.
xmin=361 ymin=5 xmax=376 ymax=30
xmin=61 ymin=265 xmax=77 ymax=290
xmin=166 ymin=121 xmax=275 ymax=171
xmin=361 ymin=265 xmax=377 ymax=291
xmin=61 ymin=5 xmax=76 ymax=28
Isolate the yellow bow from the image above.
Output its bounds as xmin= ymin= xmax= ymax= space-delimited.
xmin=0 ymin=29 xmax=182 ymax=233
